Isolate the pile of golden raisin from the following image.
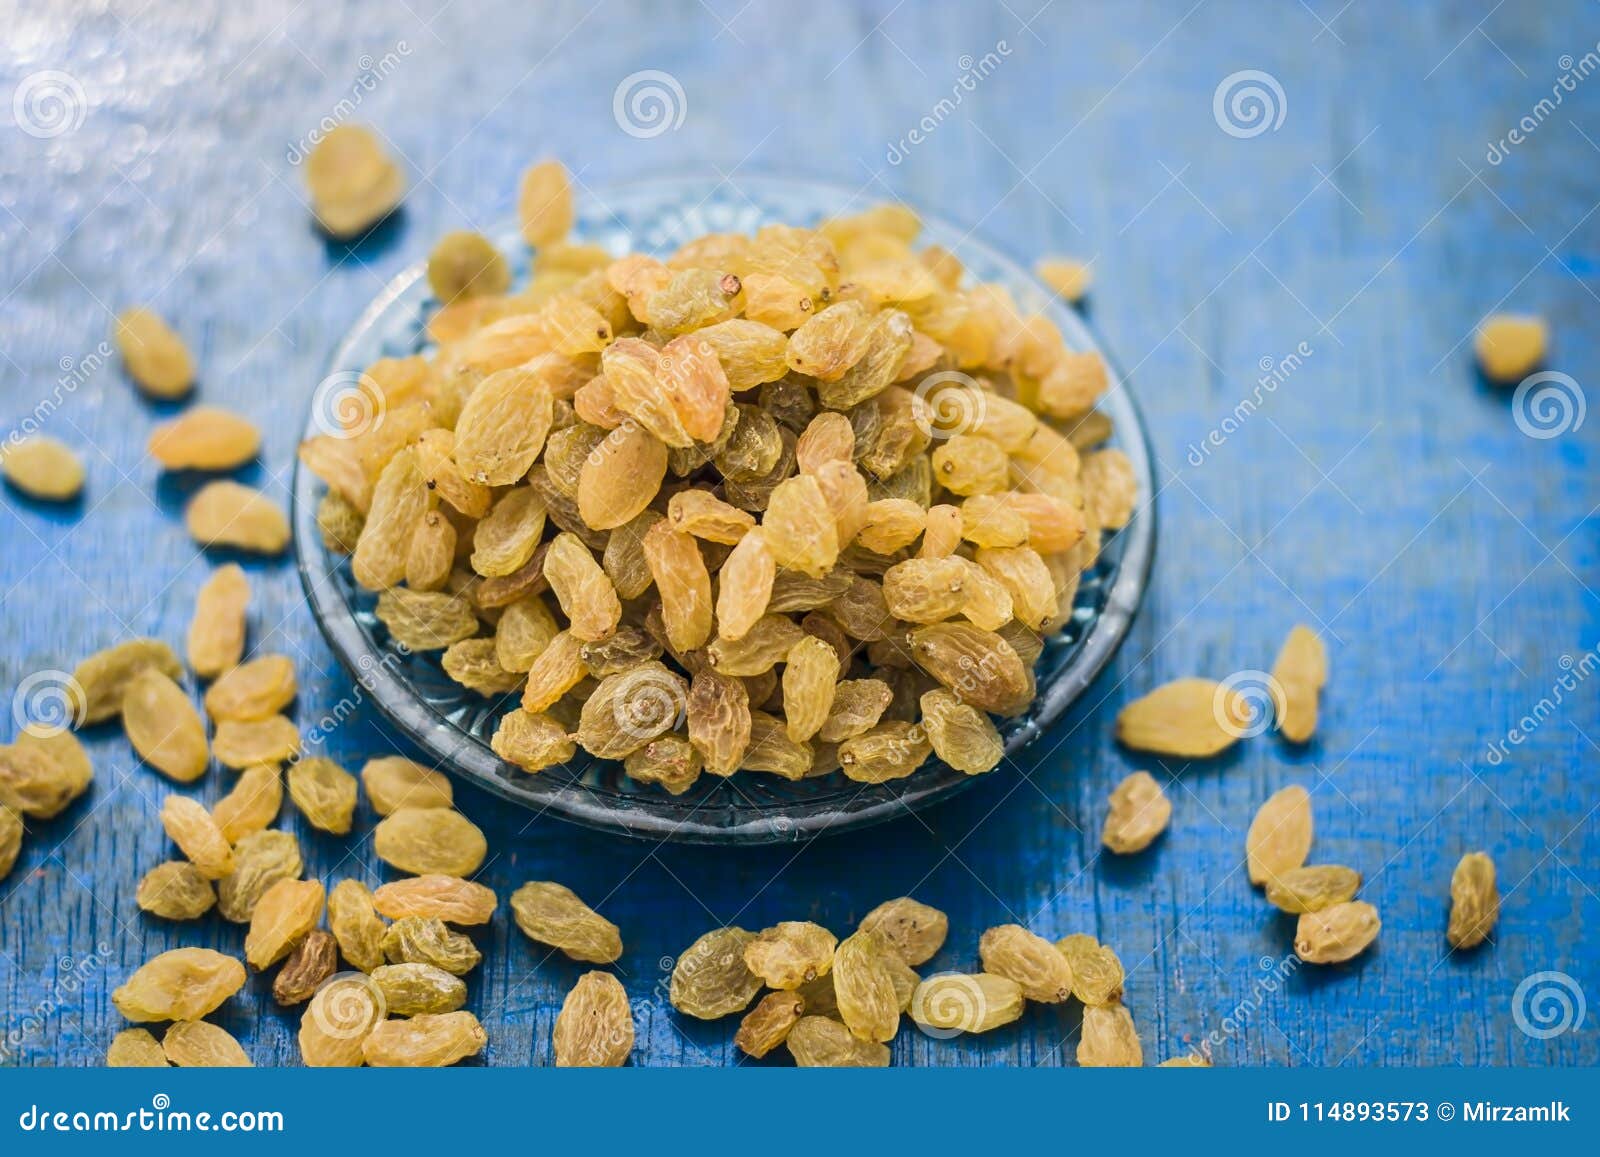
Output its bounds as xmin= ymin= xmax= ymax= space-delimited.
xmin=299 ymin=159 xmax=1136 ymax=793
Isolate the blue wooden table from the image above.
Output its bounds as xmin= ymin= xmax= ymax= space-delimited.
xmin=1 ymin=0 xmax=1595 ymax=1067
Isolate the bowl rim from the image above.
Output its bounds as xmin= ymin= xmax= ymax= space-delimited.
xmin=292 ymin=172 xmax=1157 ymax=844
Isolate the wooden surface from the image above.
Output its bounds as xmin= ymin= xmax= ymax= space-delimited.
xmin=1 ymin=0 xmax=1596 ymax=1067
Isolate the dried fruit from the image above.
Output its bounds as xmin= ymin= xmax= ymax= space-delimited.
xmin=185 ymin=481 xmax=290 ymax=554
xmin=491 ymin=708 xmax=575 ymax=772
xmin=299 ymin=973 xmax=385 ymax=1066
xmin=287 ymin=756 xmax=358 ymax=835
xmin=0 ymin=806 xmax=21 ymax=882
xmin=832 ymin=930 xmax=901 ymax=1042
xmin=1077 ymin=1001 xmax=1142 ymax=1066
xmin=1475 ymin=314 xmax=1546 ymax=383
xmin=1446 ymin=851 xmax=1498 ymax=950
xmin=643 ymin=521 xmax=713 ymax=652
xmin=122 ymin=669 xmax=208 ymax=783
xmin=669 ymin=927 xmax=762 ymax=1019
xmin=839 ymin=721 xmax=931 ymax=783
xmin=744 ymin=922 xmax=838 ymax=989
xmin=1271 ymin=625 xmax=1327 ymax=744
xmin=148 ymin=407 xmax=261 ymax=471
xmin=203 ymin=654 xmax=297 ymax=722
xmin=918 ymin=689 xmax=1004 ymax=774
xmin=1294 ymin=900 xmax=1381 ymax=964
xmin=427 ymin=231 xmax=510 ymax=302
xmin=163 ymin=1020 xmax=252 ymax=1067
xmin=553 ymin=971 xmax=634 ymax=1067
xmin=1101 ymin=770 xmax=1171 ymax=854
xmin=328 ymin=879 xmax=387 ymax=973
xmin=216 ymin=829 xmax=302 ymax=923
xmin=910 ymin=972 xmax=1025 ymax=1034
xmin=136 ymin=861 xmax=216 ymax=921
xmin=363 ymin=1011 xmax=487 ymax=1067
xmin=2 ymin=437 xmax=85 ymax=501
xmin=305 ymin=124 xmax=405 ymax=238
xmin=70 ymin=638 xmax=183 ymax=725
xmin=361 ymin=756 xmax=453 ymax=815
xmin=211 ymin=764 xmax=282 ymax=843
xmin=245 ymin=877 xmax=325 ymax=970
xmin=979 ymin=924 xmax=1073 ymax=1003
xmin=160 ymin=795 xmax=234 ymax=879
xmin=785 ymin=1016 xmax=890 ymax=1067
xmin=373 ymin=875 xmax=497 ymax=925
xmin=1056 ymin=934 xmax=1124 ymax=1006
xmin=1246 ymin=785 xmax=1313 ymax=886
xmin=187 ymin=565 xmax=250 ymax=678
xmin=1264 ymin=865 xmax=1362 ymax=914
xmin=1115 ymin=678 xmax=1249 ymax=758
xmin=273 ymin=929 xmax=339 ymax=1005
xmin=542 ymin=532 xmax=622 ymax=641
xmin=857 ymin=897 xmax=948 ymax=966
xmin=373 ymin=807 xmax=487 ymax=877
xmin=519 ymin=159 xmax=573 ymax=247
xmin=1035 ymin=257 xmax=1093 ymax=302
xmin=115 ymin=307 xmax=194 ymax=398
xmin=0 ymin=728 xmax=93 ymax=818
xmin=735 ymin=991 xmax=806 ymax=1058
xmin=113 ymin=948 xmax=246 ymax=1022
xmin=510 ymin=881 xmax=622 ymax=963
xmin=381 ymin=916 xmax=482 ymax=975
xmin=909 ymin=623 xmax=1031 ymax=715
xmin=289 ymin=183 xmax=1132 ymax=793
xmin=372 ymin=962 xmax=468 ymax=1016
xmin=106 ymin=1028 xmax=169 ymax=1067
xmin=211 ymin=715 xmax=299 ymax=769
xmin=375 ymin=588 xmax=478 ymax=650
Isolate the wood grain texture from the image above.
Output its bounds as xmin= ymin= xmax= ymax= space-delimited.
xmin=1 ymin=0 xmax=1595 ymax=1067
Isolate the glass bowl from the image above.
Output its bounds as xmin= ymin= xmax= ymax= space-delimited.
xmin=292 ymin=175 xmax=1156 ymax=845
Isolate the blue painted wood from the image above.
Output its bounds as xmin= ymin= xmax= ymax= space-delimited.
xmin=1 ymin=0 xmax=1595 ymax=1067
